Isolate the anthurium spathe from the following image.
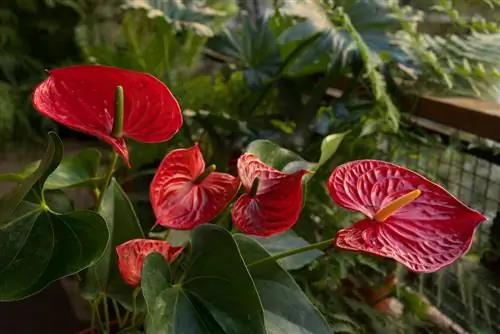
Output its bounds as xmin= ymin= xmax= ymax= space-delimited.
xmin=32 ymin=65 xmax=183 ymax=166
xmin=150 ymin=144 xmax=240 ymax=230
xmin=116 ymin=239 xmax=184 ymax=287
xmin=327 ymin=160 xmax=487 ymax=273
xmin=232 ymin=153 xmax=309 ymax=237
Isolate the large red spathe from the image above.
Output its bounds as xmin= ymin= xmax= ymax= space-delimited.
xmin=231 ymin=153 xmax=308 ymax=237
xmin=150 ymin=144 xmax=240 ymax=230
xmin=32 ymin=65 xmax=183 ymax=166
xmin=327 ymin=160 xmax=487 ymax=273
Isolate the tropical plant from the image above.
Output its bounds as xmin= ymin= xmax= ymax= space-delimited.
xmin=0 ymin=64 xmax=487 ymax=334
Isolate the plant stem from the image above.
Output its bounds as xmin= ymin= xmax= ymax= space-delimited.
xmin=248 ymin=238 xmax=334 ymax=268
xmin=131 ymin=286 xmax=141 ymax=327
xmin=122 ymin=311 xmax=131 ymax=326
xmin=103 ymin=296 xmax=110 ymax=334
xmin=96 ymin=151 xmax=119 ymax=210
xmin=112 ymin=299 xmax=122 ymax=328
xmin=89 ymin=300 xmax=97 ymax=331
xmin=94 ymin=298 xmax=105 ymax=333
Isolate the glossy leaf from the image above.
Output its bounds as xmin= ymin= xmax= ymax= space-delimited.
xmin=206 ymin=16 xmax=281 ymax=89
xmin=328 ymin=160 xmax=487 ymax=272
xmin=249 ymin=230 xmax=323 ymax=270
xmin=235 ymin=234 xmax=331 ymax=334
xmin=246 ymin=134 xmax=346 ymax=178
xmin=32 ymin=65 xmax=183 ymax=165
xmin=81 ymin=179 xmax=146 ymax=310
xmin=317 ymin=132 xmax=348 ymax=168
xmin=232 ymin=153 xmax=308 ymax=237
xmin=0 ymin=148 xmax=102 ymax=190
xmin=142 ymin=224 xmax=266 ymax=334
xmin=246 ymin=139 xmax=315 ymax=173
xmin=281 ymin=0 xmax=407 ymax=69
xmin=0 ymin=133 xmax=109 ymax=301
xmin=142 ymin=253 xmax=215 ymax=334
xmin=150 ymin=144 xmax=240 ymax=230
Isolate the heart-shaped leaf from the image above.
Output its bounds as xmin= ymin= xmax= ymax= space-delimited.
xmin=0 ymin=132 xmax=109 ymax=301
xmin=81 ymin=178 xmax=145 ymax=310
xmin=0 ymin=148 xmax=102 ymax=190
xmin=235 ymin=234 xmax=331 ymax=334
xmin=141 ymin=224 xmax=266 ymax=334
xmin=142 ymin=253 xmax=213 ymax=334
xmin=249 ymin=230 xmax=323 ymax=270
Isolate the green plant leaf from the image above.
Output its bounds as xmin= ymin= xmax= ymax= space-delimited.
xmin=142 ymin=253 xmax=213 ymax=334
xmin=235 ymin=234 xmax=331 ymax=334
xmin=81 ymin=179 xmax=145 ymax=310
xmin=246 ymin=139 xmax=315 ymax=173
xmin=0 ymin=132 xmax=63 ymax=224
xmin=0 ymin=133 xmax=109 ymax=301
xmin=0 ymin=148 xmax=102 ymax=190
xmin=166 ymin=229 xmax=191 ymax=247
xmin=246 ymin=133 xmax=346 ymax=179
xmin=317 ymin=132 xmax=348 ymax=168
xmin=141 ymin=224 xmax=266 ymax=334
xmin=141 ymin=252 xmax=172 ymax=311
xmin=249 ymin=230 xmax=323 ymax=270
xmin=207 ymin=16 xmax=281 ymax=89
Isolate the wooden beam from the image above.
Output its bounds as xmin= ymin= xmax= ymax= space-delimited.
xmin=403 ymin=95 xmax=500 ymax=143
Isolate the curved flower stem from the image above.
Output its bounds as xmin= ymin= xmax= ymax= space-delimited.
xmin=103 ymin=295 xmax=111 ymax=334
xmin=89 ymin=300 xmax=97 ymax=331
xmin=247 ymin=238 xmax=334 ymax=268
xmin=96 ymin=151 xmax=119 ymax=210
xmin=112 ymin=299 xmax=122 ymax=328
xmin=131 ymin=286 xmax=141 ymax=327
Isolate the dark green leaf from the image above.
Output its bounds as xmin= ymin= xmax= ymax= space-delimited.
xmin=0 ymin=132 xmax=109 ymax=301
xmin=235 ymin=234 xmax=331 ymax=334
xmin=0 ymin=148 xmax=102 ymax=190
xmin=0 ymin=132 xmax=62 ymax=224
xmin=43 ymin=190 xmax=75 ymax=213
xmin=207 ymin=16 xmax=281 ymax=89
xmin=0 ymin=206 xmax=108 ymax=301
xmin=141 ymin=252 xmax=172 ymax=312
xmin=141 ymin=253 xmax=215 ymax=334
xmin=249 ymin=230 xmax=323 ymax=270
xmin=142 ymin=224 xmax=266 ymax=334
xmin=282 ymin=0 xmax=406 ymax=69
xmin=81 ymin=179 xmax=145 ymax=310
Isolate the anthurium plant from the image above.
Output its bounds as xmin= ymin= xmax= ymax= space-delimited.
xmin=0 ymin=64 xmax=487 ymax=333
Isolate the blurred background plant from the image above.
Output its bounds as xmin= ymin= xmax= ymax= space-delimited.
xmin=3 ymin=0 xmax=500 ymax=332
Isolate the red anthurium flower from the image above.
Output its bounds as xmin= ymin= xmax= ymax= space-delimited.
xmin=32 ymin=65 xmax=183 ymax=166
xmin=150 ymin=144 xmax=240 ymax=230
xmin=116 ymin=239 xmax=183 ymax=287
xmin=328 ymin=160 xmax=487 ymax=273
xmin=231 ymin=153 xmax=308 ymax=237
